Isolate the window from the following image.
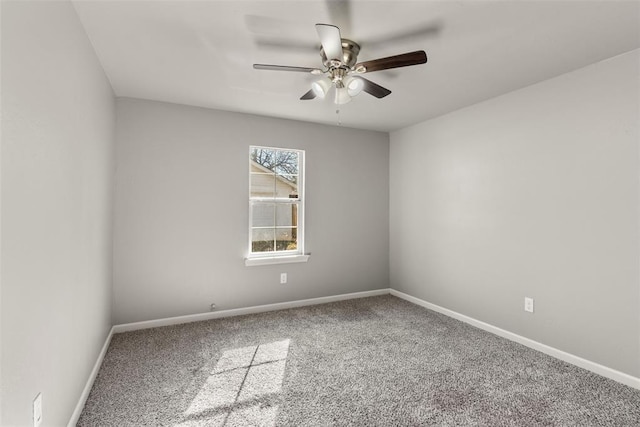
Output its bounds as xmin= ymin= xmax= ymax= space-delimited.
xmin=246 ymin=146 xmax=308 ymax=266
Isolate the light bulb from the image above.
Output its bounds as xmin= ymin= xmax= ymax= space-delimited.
xmin=311 ymin=79 xmax=330 ymax=98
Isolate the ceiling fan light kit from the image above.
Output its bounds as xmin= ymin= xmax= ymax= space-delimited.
xmin=253 ymin=23 xmax=427 ymax=105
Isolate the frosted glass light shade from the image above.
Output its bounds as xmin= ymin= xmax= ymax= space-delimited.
xmin=335 ymin=87 xmax=352 ymax=104
xmin=311 ymin=79 xmax=330 ymax=98
xmin=345 ymin=77 xmax=364 ymax=97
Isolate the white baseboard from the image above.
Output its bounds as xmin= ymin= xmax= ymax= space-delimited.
xmin=113 ymin=288 xmax=391 ymax=333
xmin=67 ymin=326 xmax=115 ymax=426
xmin=390 ymin=289 xmax=640 ymax=390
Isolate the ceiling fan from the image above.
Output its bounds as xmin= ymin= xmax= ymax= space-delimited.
xmin=253 ymin=24 xmax=427 ymax=105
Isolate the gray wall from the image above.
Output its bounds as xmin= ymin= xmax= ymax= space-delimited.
xmin=1 ymin=1 xmax=115 ymax=425
xmin=114 ymin=98 xmax=389 ymax=324
xmin=390 ymin=50 xmax=640 ymax=377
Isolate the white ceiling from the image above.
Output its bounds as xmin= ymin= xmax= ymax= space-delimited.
xmin=72 ymin=0 xmax=640 ymax=132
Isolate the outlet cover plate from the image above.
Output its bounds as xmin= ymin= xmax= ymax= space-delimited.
xmin=524 ymin=297 xmax=534 ymax=313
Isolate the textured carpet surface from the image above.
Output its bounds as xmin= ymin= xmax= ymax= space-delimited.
xmin=78 ymin=295 xmax=640 ymax=426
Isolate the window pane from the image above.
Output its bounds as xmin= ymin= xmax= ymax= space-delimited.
xmin=251 ymin=204 xmax=275 ymax=227
xmin=278 ymin=175 xmax=298 ymax=197
xmin=252 ymin=228 xmax=274 ymax=253
xmin=274 ymin=150 xmax=298 ymax=176
xmin=275 ymin=203 xmax=297 ymax=227
xmin=250 ymin=172 xmax=276 ymax=198
xmin=274 ymin=176 xmax=297 ymax=199
xmin=276 ymin=228 xmax=297 ymax=251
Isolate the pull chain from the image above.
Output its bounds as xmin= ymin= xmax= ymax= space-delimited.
xmin=336 ymin=108 xmax=342 ymax=126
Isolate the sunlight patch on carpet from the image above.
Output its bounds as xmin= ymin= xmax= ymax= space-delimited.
xmin=179 ymin=339 xmax=290 ymax=426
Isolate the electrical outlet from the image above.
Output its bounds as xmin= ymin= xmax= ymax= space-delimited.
xmin=33 ymin=393 xmax=42 ymax=427
xmin=280 ymin=273 xmax=287 ymax=284
xmin=524 ymin=297 xmax=534 ymax=313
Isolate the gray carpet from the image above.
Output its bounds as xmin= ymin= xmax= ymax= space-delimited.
xmin=78 ymin=295 xmax=640 ymax=426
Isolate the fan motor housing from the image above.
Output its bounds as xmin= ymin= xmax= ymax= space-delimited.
xmin=320 ymin=39 xmax=360 ymax=69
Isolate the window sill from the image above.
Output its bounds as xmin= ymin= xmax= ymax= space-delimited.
xmin=245 ymin=254 xmax=310 ymax=267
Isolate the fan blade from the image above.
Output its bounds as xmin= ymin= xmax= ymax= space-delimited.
xmin=359 ymin=77 xmax=392 ymax=98
xmin=316 ymin=24 xmax=343 ymax=61
xmin=354 ymin=51 xmax=427 ymax=73
xmin=253 ymin=64 xmax=320 ymax=73
xmin=300 ymin=89 xmax=317 ymax=100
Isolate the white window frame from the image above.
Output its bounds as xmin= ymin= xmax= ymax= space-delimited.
xmin=245 ymin=146 xmax=309 ymax=266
